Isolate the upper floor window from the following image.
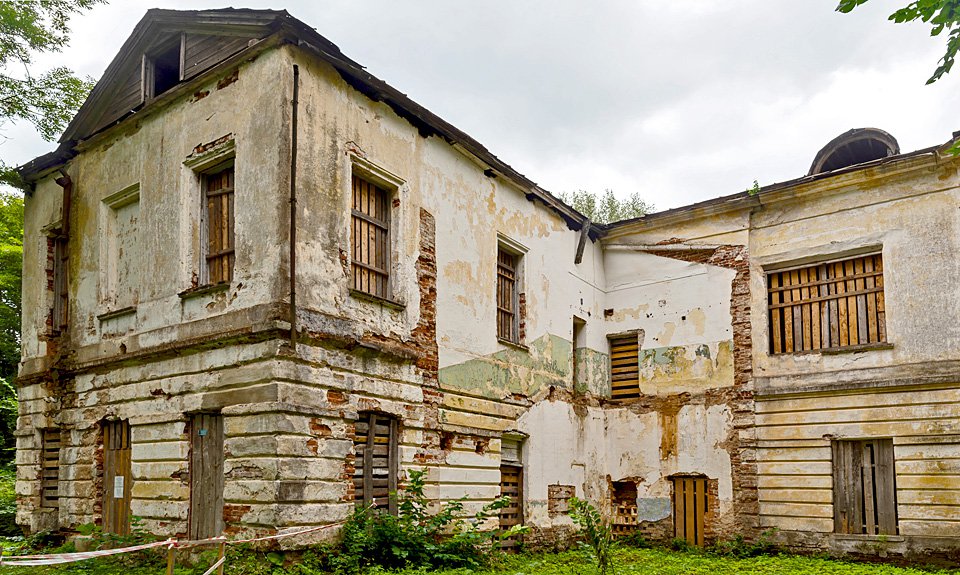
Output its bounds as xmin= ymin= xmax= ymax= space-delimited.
xmin=609 ymin=333 xmax=640 ymax=400
xmin=202 ymin=165 xmax=235 ymax=285
xmin=496 ymin=247 xmax=519 ymax=343
xmin=143 ymin=36 xmax=182 ymax=99
xmin=351 ymin=174 xmax=391 ymax=299
xmin=767 ymin=253 xmax=886 ymax=354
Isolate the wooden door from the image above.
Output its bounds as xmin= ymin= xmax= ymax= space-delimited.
xmin=102 ymin=420 xmax=132 ymax=535
xmin=189 ymin=413 xmax=225 ymax=539
xmin=672 ymin=477 xmax=708 ymax=546
xmin=499 ymin=464 xmax=523 ymax=549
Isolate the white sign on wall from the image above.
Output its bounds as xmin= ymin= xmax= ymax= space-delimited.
xmin=113 ymin=475 xmax=124 ymax=499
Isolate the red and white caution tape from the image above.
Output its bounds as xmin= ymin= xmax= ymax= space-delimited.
xmin=0 ymin=522 xmax=345 ymax=567
xmin=0 ymin=539 xmax=174 ymax=566
xmin=228 ymin=524 xmax=336 ymax=545
xmin=199 ymin=556 xmax=226 ymax=575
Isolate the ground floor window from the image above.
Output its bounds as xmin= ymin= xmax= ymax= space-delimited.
xmin=353 ymin=412 xmax=398 ymax=514
xmin=832 ymin=439 xmax=898 ymax=535
xmin=40 ymin=428 xmax=60 ymax=509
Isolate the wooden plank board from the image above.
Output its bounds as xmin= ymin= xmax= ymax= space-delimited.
xmin=103 ymin=420 xmax=132 ymax=535
xmin=875 ymin=439 xmax=898 ymax=535
xmin=189 ymin=413 xmax=225 ymax=539
xmin=770 ymin=273 xmax=782 ymax=353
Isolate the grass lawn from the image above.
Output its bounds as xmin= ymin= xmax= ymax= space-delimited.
xmin=1 ymin=547 xmax=958 ymax=575
xmin=387 ymin=548 xmax=959 ymax=575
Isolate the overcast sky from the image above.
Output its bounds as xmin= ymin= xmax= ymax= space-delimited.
xmin=6 ymin=0 xmax=959 ymax=211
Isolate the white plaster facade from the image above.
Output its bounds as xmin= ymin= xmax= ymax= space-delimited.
xmin=13 ymin=8 xmax=960 ymax=558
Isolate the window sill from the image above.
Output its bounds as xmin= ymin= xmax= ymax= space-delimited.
xmin=772 ymin=342 xmax=894 ymax=357
xmin=179 ymin=282 xmax=230 ymax=300
xmin=349 ymin=289 xmax=405 ymax=311
xmin=96 ymin=306 xmax=136 ymax=322
xmin=497 ymin=338 xmax=529 ymax=352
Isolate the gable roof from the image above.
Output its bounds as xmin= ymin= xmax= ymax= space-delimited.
xmin=20 ymin=8 xmax=594 ymax=236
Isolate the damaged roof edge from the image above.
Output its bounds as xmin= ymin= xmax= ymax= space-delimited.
xmin=603 ymin=140 xmax=953 ymax=236
xmin=16 ymin=9 xmax=594 ymax=237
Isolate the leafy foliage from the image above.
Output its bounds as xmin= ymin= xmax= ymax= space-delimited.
xmin=836 ymin=0 xmax=960 ymax=84
xmin=707 ymin=529 xmax=780 ymax=558
xmin=332 ymin=469 xmax=526 ymax=574
xmin=568 ymin=497 xmax=616 ymax=575
xmin=0 ymin=1 xmax=103 ymax=185
xmin=558 ymin=189 xmax=652 ymax=224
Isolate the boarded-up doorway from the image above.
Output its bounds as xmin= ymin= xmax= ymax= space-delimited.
xmin=103 ymin=420 xmax=132 ymax=535
xmin=499 ymin=436 xmax=524 ymax=549
xmin=189 ymin=413 xmax=225 ymax=539
xmin=672 ymin=476 xmax=708 ymax=546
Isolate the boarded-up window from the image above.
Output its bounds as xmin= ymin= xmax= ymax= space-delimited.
xmin=768 ymin=253 xmax=886 ymax=354
xmin=189 ymin=413 xmax=225 ymax=539
xmin=102 ymin=420 xmax=132 ymax=535
xmin=102 ymin=188 xmax=140 ymax=308
xmin=353 ymin=412 xmax=398 ymax=514
xmin=52 ymin=236 xmax=68 ymax=331
xmin=497 ymin=248 xmax=518 ymax=342
xmin=351 ymin=175 xmax=390 ymax=299
xmin=673 ymin=477 xmax=708 ymax=546
xmin=610 ymin=334 xmax=640 ymax=400
xmin=499 ymin=437 xmax=523 ymax=549
xmin=832 ymin=439 xmax=898 ymax=535
xmin=203 ymin=166 xmax=235 ymax=285
xmin=40 ymin=429 xmax=60 ymax=509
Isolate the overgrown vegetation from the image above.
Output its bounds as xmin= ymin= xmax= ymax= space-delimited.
xmin=568 ymin=497 xmax=616 ymax=575
xmin=329 ymin=469 xmax=526 ymax=573
xmin=1 ymin=541 xmax=957 ymax=575
xmin=558 ymin=189 xmax=652 ymax=224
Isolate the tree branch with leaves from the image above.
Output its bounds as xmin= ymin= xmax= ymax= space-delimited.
xmin=837 ymin=0 xmax=960 ymax=83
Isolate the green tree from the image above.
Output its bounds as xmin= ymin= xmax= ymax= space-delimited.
xmin=0 ymin=0 xmax=104 ymax=186
xmin=837 ymin=0 xmax=960 ymax=83
xmin=0 ymin=193 xmax=21 ymax=455
xmin=559 ymin=189 xmax=653 ymax=224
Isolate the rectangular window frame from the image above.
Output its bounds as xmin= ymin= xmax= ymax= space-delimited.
xmin=352 ymin=412 xmax=399 ymax=515
xmin=767 ymin=252 xmax=887 ymax=355
xmin=350 ymin=173 xmax=392 ymax=300
xmin=496 ymin=247 xmax=519 ymax=343
xmin=40 ymin=428 xmax=60 ymax=509
xmin=201 ymin=162 xmax=236 ymax=286
xmin=609 ymin=332 xmax=641 ymax=401
xmin=832 ymin=438 xmax=898 ymax=536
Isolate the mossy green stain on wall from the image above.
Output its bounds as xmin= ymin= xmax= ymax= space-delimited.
xmin=638 ymin=340 xmax=733 ymax=387
xmin=440 ymin=334 xmax=607 ymax=400
xmin=574 ymin=346 xmax=610 ymax=397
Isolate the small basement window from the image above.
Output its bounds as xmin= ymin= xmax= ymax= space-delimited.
xmin=144 ymin=37 xmax=182 ymax=99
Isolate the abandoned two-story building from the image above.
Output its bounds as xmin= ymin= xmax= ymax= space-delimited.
xmin=14 ymin=8 xmax=960 ymax=557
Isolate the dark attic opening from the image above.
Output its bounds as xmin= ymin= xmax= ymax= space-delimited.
xmin=147 ymin=38 xmax=182 ymax=98
xmin=808 ymin=128 xmax=900 ymax=175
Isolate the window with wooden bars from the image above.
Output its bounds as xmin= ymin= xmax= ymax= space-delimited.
xmin=351 ymin=174 xmax=391 ymax=299
xmin=767 ymin=253 xmax=886 ymax=354
xmin=203 ymin=166 xmax=235 ymax=285
xmin=497 ymin=247 xmax=519 ymax=343
xmin=609 ymin=334 xmax=640 ymax=400
xmin=40 ymin=429 xmax=60 ymax=509
xmin=832 ymin=439 xmax=898 ymax=535
xmin=352 ymin=412 xmax=398 ymax=514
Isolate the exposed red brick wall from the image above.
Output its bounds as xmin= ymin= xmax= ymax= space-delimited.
xmin=410 ymin=209 xmax=443 ymax=466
